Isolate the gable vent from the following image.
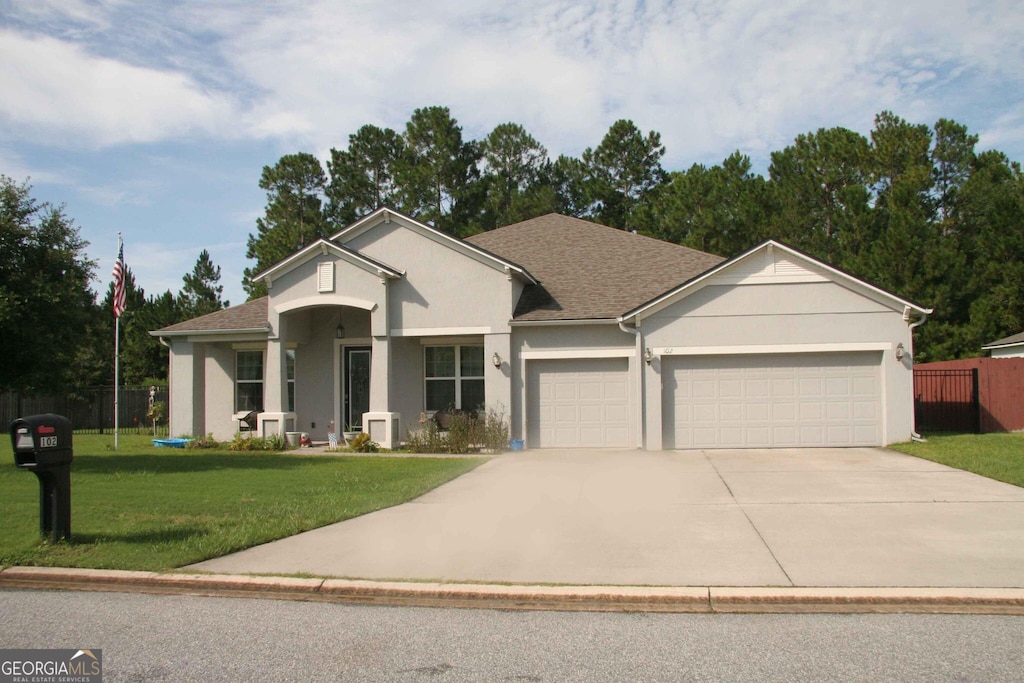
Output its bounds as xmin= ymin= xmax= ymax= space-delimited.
xmin=317 ymin=262 xmax=335 ymax=293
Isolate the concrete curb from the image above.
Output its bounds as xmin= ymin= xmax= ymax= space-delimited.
xmin=3 ymin=567 xmax=1024 ymax=614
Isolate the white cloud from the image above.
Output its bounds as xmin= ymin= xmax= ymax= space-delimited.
xmin=3 ymin=0 xmax=1023 ymax=168
xmin=181 ymin=0 xmax=1021 ymax=168
xmin=0 ymin=28 xmax=239 ymax=147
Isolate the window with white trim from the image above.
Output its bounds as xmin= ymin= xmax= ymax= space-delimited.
xmin=236 ymin=350 xmax=264 ymax=412
xmin=424 ymin=345 xmax=484 ymax=412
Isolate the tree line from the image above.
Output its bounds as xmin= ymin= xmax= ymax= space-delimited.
xmin=3 ymin=105 xmax=1021 ymax=397
xmin=247 ymin=106 xmax=1024 ymax=362
xmin=0 ymin=175 xmax=228 ymax=395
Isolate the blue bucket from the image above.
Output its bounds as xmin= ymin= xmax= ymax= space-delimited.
xmin=509 ymin=439 xmax=525 ymax=451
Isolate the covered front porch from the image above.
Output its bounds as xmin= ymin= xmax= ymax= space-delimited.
xmin=263 ymin=302 xmax=510 ymax=449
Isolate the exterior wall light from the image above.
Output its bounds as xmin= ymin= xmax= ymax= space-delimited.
xmin=644 ymin=347 xmax=653 ymax=365
xmin=336 ymin=322 xmax=345 ymax=339
xmin=895 ymin=342 xmax=905 ymax=361
xmin=492 ymin=352 xmax=502 ymax=368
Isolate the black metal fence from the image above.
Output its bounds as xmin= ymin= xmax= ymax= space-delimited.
xmin=0 ymin=386 xmax=169 ymax=435
xmin=913 ymin=369 xmax=980 ymax=433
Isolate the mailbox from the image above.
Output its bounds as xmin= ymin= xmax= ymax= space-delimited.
xmin=10 ymin=413 xmax=73 ymax=542
xmin=11 ymin=414 xmax=73 ymax=468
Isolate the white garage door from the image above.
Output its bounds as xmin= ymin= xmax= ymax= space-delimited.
xmin=663 ymin=352 xmax=882 ymax=449
xmin=528 ymin=358 xmax=630 ymax=448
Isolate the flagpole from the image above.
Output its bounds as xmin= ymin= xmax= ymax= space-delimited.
xmin=112 ymin=232 xmax=123 ymax=451
xmin=114 ymin=313 xmax=120 ymax=451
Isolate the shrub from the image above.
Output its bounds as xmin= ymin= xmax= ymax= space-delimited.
xmin=227 ymin=433 xmax=286 ymax=452
xmin=403 ymin=405 xmax=511 ymax=454
xmin=348 ymin=432 xmax=379 ymax=453
xmin=405 ymin=420 xmax=448 ymax=453
xmin=446 ymin=412 xmax=481 ymax=454
xmin=481 ymin=406 xmax=511 ymax=452
xmin=185 ymin=433 xmax=220 ymax=449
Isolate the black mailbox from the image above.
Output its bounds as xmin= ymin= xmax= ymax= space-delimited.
xmin=10 ymin=413 xmax=73 ymax=542
xmin=11 ymin=414 xmax=73 ymax=468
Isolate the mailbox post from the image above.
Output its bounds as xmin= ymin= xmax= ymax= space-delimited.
xmin=10 ymin=413 xmax=73 ymax=542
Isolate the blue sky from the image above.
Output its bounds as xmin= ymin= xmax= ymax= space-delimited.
xmin=2 ymin=0 xmax=1023 ymax=307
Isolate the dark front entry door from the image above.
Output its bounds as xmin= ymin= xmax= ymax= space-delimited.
xmin=343 ymin=347 xmax=371 ymax=432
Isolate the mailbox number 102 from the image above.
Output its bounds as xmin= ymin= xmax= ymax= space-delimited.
xmin=39 ymin=436 xmax=58 ymax=448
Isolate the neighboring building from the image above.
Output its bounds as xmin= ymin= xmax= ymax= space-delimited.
xmin=983 ymin=331 xmax=1024 ymax=358
xmin=152 ymin=209 xmax=932 ymax=450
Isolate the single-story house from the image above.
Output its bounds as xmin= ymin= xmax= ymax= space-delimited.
xmin=152 ymin=208 xmax=932 ymax=450
xmin=982 ymin=331 xmax=1024 ymax=358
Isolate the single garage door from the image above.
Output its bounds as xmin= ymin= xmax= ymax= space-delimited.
xmin=528 ymin=358 xmax=630 ymax=448
xmin=663 ymin=352 xmax=882 ymax=449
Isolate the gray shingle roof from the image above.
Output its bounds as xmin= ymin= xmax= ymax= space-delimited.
xmin=984 ymin=331 xmax=1024 ymax=348
xmin=152 ymin=296 xmax=269 ymax=334
xmin=466 ymin=214 xmax=725 ymax=321
xmin=156 ymin=214 xmax=725 ymax=333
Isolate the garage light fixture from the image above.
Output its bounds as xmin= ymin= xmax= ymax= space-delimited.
xmin=895 ymin=342 xmax=905 ymax=361
xmin=492 ymin=352 xmax=502 ymax=368
xmin=644 ymin=347 xmax=653 ymax=365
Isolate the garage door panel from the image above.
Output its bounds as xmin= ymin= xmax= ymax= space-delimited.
xmin=853 ymin=401 xmax=877 ymax=419
xmin=746 ymin=403 xmax=770 ymax=421
xmin=528 ymin=358 xmax=631 ymax=448
xmin=554 ymin=382 xmax=578 ymax=400
xmin=826 ymin=402 xmax=850 ymax=419
xmin=693 ymin=380 xmax=716 ymax=398
xmin=772 ymin=402 xmax=796 ymax=420
xmin=579 ymin=404 xmax=603 ymax=423
xmin=663 ymin=352 xmax=882 ymax=449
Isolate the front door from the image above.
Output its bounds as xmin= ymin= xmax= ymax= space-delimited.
xmin=343 ymin=347 xmax=371 ymax=432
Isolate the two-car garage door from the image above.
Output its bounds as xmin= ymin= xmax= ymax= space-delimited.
xmin=527 ymin=352 xmax=883 ymax=449
xmin=662 ymin=352 xmax=883 ymax=448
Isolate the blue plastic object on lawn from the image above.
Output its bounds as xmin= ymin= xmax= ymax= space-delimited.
xmin=153 ymin=438 xmax=192 ymax=448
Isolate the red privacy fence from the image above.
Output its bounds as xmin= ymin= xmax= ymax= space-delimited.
xmin=913 ymin=358 xmax=1024 ymax=433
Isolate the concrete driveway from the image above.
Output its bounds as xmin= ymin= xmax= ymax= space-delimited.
xmin=188 ymin=448 xmax=1024 ymax=588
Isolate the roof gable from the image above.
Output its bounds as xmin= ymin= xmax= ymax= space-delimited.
xmin=466 ymin=214 xmax=725 ymax=321
xmin=254 ymin=238 xmax=402 ymax=287
xmin=623 ymin=240 xmax=933 ymax=322
xmin=330 ymin=207 xmax=536 ymax=284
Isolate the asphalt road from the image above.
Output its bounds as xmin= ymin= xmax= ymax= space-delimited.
xmin=3 ymin=588 xmax=1024 ymax=682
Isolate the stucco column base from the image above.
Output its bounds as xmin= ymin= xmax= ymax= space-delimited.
xmin=257 ymin=412 xmax=296 ymax=438
xmin=363 ymin=412 xmax=400 ymax=449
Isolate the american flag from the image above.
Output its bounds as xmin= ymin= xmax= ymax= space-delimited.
xmin=112 ymin=235 xmax=126 ymax=319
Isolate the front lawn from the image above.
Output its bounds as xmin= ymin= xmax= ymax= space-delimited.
xmin=890 ymin=432 xmax=1024 ymax=488
xmin=0 ymin=434 xmax=485 ymax=571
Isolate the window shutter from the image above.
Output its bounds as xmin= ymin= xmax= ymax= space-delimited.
xmin=318 ymin=262 xmax=334 ymax=292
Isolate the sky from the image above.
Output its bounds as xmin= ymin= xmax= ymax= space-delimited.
xmin=2 ymin=0 xmax=1023 ymax=308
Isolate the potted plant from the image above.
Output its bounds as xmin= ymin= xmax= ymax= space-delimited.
xmin=343 ymin=422 xmax=359 ymax=443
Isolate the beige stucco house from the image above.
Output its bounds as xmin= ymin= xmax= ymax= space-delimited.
xmin=152 ymin=208 xmax=932 ymax=450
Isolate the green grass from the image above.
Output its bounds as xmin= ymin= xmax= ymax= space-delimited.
xmin=0 ymin=434 xmax=485 ymax=571
xmin=890 ymin=432 xmax=1024 ymax=488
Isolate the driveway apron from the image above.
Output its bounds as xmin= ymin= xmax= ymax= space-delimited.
xmin=187 ymin=448 xmax=1024 ymax=588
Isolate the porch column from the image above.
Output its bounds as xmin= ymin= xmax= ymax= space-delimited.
xmin=369 ymin=335 xmax=390 ymax=411
xmin=265 ymin=314 xmax=288 ymax=414
xmin=363 ymin=284 xmax=399 ymax=448
xmin=260 ymin=313 xmax=295 ymax=437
